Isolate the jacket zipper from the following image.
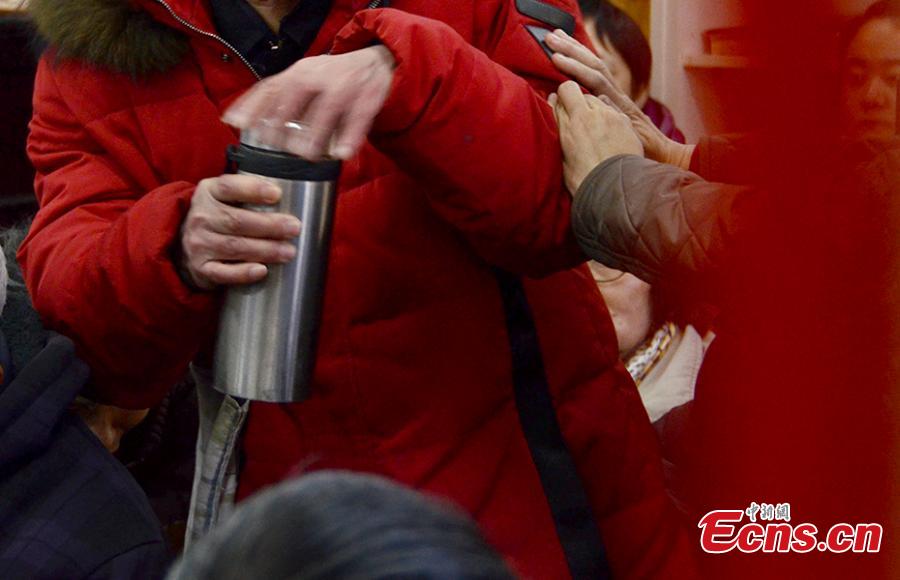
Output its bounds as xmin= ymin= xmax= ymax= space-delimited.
xmin=152 ymin=0 xmax=262 ymax=80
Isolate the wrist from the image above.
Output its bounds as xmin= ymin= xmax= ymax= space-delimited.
xmin=666 ymin=143 xmax=696 ymax=170
xmin=369 ymin=44 xmax=395 ymax=68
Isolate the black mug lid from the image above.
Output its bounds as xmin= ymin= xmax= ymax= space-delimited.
xmin=227 ymin=141 xmax=342 ymax=182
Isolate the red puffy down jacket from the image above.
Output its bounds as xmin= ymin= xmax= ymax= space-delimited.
xmin=21 ymin=0 xmax=694 ymax=577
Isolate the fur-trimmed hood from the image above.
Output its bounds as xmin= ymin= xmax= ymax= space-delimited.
xmin=29 ymin=0 xmax=189 ymax=76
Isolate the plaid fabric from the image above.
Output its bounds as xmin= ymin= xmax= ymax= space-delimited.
xmin=184 ymin=366 xmax=249 ymax=547
xmin=0 ymin=335 xmax=169 ymax=579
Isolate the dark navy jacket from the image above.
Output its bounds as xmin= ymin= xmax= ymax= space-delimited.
xmin=0 ymin=333 xmax=169 ymax=579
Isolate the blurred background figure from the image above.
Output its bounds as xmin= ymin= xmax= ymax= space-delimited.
xmin=839 ymin=0 xmax=900 ymax=141
xmin=586 ymin=257 xmax=715 ymax=427
xmin=578 ymin=0 xmax=685 ymax=142
xmin=0 ymin=222 xmax=198 ymax=557
xmin=573 ymin=0 xmax=707 ymax=405
xmin=549 ymin=0 xmax=898 ymax=576
xmin=572 ymin=2 xmax=713 ymax=503
xmin=167 ymin=471 xmax=515 ymax=580
xmin=584 ymin=263 xmax=715 ymax=516
xmin=0 ymin=226 xmax=169 ymax=580
xmin=575 ymin=1 xmax=702 ymax=406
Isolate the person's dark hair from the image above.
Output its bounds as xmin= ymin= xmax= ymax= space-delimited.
xmin=167 ymin=472 xmax=515 ymax=580
xmin=839 ymin=0 xmax=900 ymax=59
xmin=578 ymin=0 xmax=652 ymax=98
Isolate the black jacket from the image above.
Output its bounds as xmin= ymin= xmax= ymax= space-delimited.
xmin=0 ymin=315 xmax=169 ymax=578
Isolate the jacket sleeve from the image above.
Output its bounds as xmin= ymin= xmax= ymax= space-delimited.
xmin=18 ymin=59 xmax=218 ymax=409
xmin=690 ymin=133 xmax=765 ymax=184
xmin=331 ymin=3 xmax=587 ymax=277
xmin=571 ymin=154 xmax=758 ymax=286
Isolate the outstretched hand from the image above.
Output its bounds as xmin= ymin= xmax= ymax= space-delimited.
xmin=545 ymin=29 xmax=695 ymax=170
xmin=223 ymin=45 xmax=396 ymax=161
xmin=550 ymin=81 xmax=643 ymax=195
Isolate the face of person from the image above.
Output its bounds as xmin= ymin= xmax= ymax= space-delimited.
xmin=585 ymin=24 xmax=634 ymax=96
xmin=588 ymin=262 xmax=653 ymax=358
xmin=584 ymin=23 xmax=649 ymax=107
xmin=72 ymin=401 xmax=150 ymax=453
xmin=841 ymin=17 xmax=900 ymax=141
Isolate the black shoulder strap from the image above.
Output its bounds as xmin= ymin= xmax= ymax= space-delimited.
xmin=494 ymin=269 xmax=611 ymax=579
xmin=516 ymin=0 xmax=576 ymax=35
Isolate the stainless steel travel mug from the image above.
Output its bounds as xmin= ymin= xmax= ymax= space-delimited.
xmin=213 ymin=130 xmax=341 ymax=402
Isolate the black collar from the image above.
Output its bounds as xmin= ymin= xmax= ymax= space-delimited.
xmin=210 ymin=0 xmax=271 ymax=59
xmin=210 ymin=0 xmax=334 ymax=68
